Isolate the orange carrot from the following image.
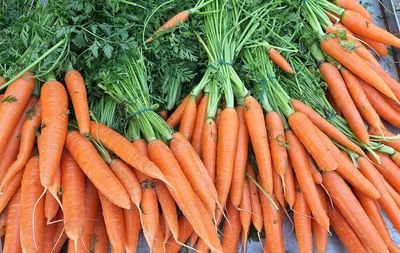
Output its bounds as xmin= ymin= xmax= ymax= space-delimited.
xmin=191 ymin=94 xmax=208 ymax=154
xmin=222 ymin=201 xmax=242 ymax=253
xmin=383 ymin=179 xmax=400 ymax=209
xmin=44 ymin=190 xmax=59 ymax=224
xmin=166 ymin=94 xmax=201 ymax=128
xmin=65 ymin=131 xmax=131 ymax=209
xmin=0 ymin=171 xmax=23 ymax=213
xmin=93 ymin=209 xmax=109 ymax=253
xmin=230 ymin=106 xmax=249 ymax=207
xmin=313 ymin=186 xmax=328 ymax=253
xmin=3 ymin=189 xmax=22 ymax=253
xmin=0 ymin=72 xmax=35 ymax=153
xmin=273 ymin=170 xmax=286 ymax=208
xmin=155 ymin=181 xmax=179 ymax=240
xmin=334 ymin=0 xmax=372 ymax=20
xmin=293 ymin=183 xmax=313 ymax=253
xmin=357 ymin=35 xmax=389 ymax=57
xmin=153 ymin=216 xmax=166 ymax=253
xmin=371 ymin=152 xmax=400 ymax=194
xmin=239 ymin=178 xmax=252 ymax=253
xmin=247 ymin=164 xmax=263 ymax=232
xmin=202 ymin=118 xmax=217 ymax=182
xmin=283 ymin=161 xmax=296 ymax=208
xmin=65 ymin=69 xmax=90 ymax=135
xmin=366 ymin=61 xmax=400 ymax=101
xmin=307 ymin=157 xmax=323 ymax=185
xmin=267 ymin=48 xmax=294 ymax=74
xmin=179 ymin=96 xmax=197 ymax=140
xmin=244 ymin=95 xmax=273 ymax=194
xmin=124 ymin=206 xmax=140 ymax=253
xmin=165 ymin=216 xmax=194 ymax=253
xmin=323 ymin=171 xmax=389 ymax=253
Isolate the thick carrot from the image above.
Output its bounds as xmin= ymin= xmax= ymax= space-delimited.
xmin=201 ymin=118 xmax=217 ymax=182
xmin=334 ymin=0 xmax=372 ymax=20
xmin=65 ymin=131 xmax=131 ymax=209
xmin=267 ymin=48 xmax=294 ymax=74
xmin=65 ymin=69 xmax=90 ymax=135
xmin=320 ymin=36 xmax=398 ymax=102
xmin=89 ymin=121 xmax=167 ymax=183
xmin=288 ymin=112 xmax=337 ymax=171
xmin=313 ymin=186 xmax=328 ymax=253
xmin=3 ymin=189 xmax=22 ymax=253
xmin=191 ymin=94 xmax=208 ymax=154
xmin=358 ymin=35 xmax=389 ymax=57
xmin=20 ymin=156 xmax=45 ymax=253
xmin=165 ymin=216 xmax=194 ymax=253
xmin=247 ymin=164 xmax=263 ymax=232
xmin=155 ymin=181 xmax=179 ymax=240
xmin=230 ymin=106 xmax=249 ymax=207
xmin=99 ymin=193 xmax=126 ymax=253
xmin=366 ymin=61 xmax=400 ymax=101
xmin=93 ymin=209 xmax=109 ymax=253
xmin=61 ymin=150 xmax=85 ymax=246
xmin=222 ymin=201 xmax=242 ymax=253
xmin=244 ymin=96 xmax=273 ymax=194
xmin=327 ymin=202 xmax=368 ymax=253
xmin=323 ymin=171 xmax=389 ymax=253
xmin=307 ymin=157 xmax=323 ymax=185
xmin=179 ymin=96 xmax=197 ymax=140
xmin=327 ymin=90 xmax=342 ymax=116
xmin=290 ymin=99 xmax=364 ymax=155
xmin=240 ymin=178 xmax=252 ymax=253
xmin=293 ymin=183 xmax=313 ymax=253
xmin=341 ymin=10 xmax=400 ymax=47
xmin=0 ymin=171 xmax=23 ymax=213
xmin=273 ymin=170 xmax=286 ymax=208
xmin=0 ymin=72 xmax=35 ymax=153
xmin=124 ymin=206 xmax=140 ymax=253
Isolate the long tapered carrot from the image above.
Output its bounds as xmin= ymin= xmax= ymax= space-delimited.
xmin=290 ymin=99 xmax=364 ymax=155
xmin=165 ymin=216 xmax=194 ymax=253
xmin=202 ymin=118 xmax=217 ymax=182
xmin=284 ymin=161 xmax=296 ymax=208
xmin=246 ymin=164 xmax=264 ymax=232
xmin=3 ymin=189 xmax=22 ymax=253
xmin=222 ymin=201 xmax=242 ymax=253
xmin=334 ymin=0 xmax=372 ymax=20
xmin=244 ymin=96 xmax=273 ymax=194
xmin=323 ymin=171 xmax=389 ymax=253
xmin=155 ymin=181 xmax=179 ymax=240
xmin=65 ymin=69 xmax=90 ymax=135
xmin=124 ymin=206 xmax=140 ymax=253
xmin=357 ymin=35 xmax=389 ymax=57
xmin=93 ymin=209 xmax=109 ymax=253
xmin=89 ymin=121 xmax=167 ymax=183
xmin=179 ymin=95 xmax=197 ymax=140
xmin=286 ymin=130 xmax=330 ymax=231
xmin=191 ymin=94 xmax=208 ymax=154
xmin=288 ymin=112 xmax=337 ymax=171
xmin=65 ymin=131 xmax=131 ymax=209
xmin=240 ymin=178 xmax=252 ymax=253
xmin=320 ymin=62 xmax=369 ymax=143
xmin=230 ymin=106 xmax=249 ymax=207
xmin=293 ymin=183 xmax=313 ymax=253
xmin=267 ymin=48 xmax=294 ymax=74
xmin=366 ymin=61 xmax=400 ymax=101
xmin=341 ymin=10 xmax=400 ymax=47
xmin=0 ymin=72 xmax=35 ymax=153
xmin=327 ymin=202 xmax=368 ymax=253
xmin=61 ymin=150 xmax=85 ymax=247
xmin=20 ymin=156 xmax=45 ymax=253
xmin=153 ymin=216 xmax=166 ymax=253
xmin=320 ymin=36 xmax=398 ymax=102
xmin=313 ymin=186 xmax=328 ymax=253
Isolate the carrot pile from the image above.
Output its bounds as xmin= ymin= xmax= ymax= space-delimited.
xmin=1 ymin=0 xmax=400 ymax=252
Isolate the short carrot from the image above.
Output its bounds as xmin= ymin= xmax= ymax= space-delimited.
xmin=334 ymin=0 xmax=372 ymax=20
xmin=267 ymin=48 xmax=294 ymax=74
xmin=239 ymin=179 xmax=252 ymax=253
xmin=201 ymin=118 xmax=217 ymax=182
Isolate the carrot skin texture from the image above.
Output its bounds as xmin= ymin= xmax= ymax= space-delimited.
xmin=201 ymin=118 xmax=217 ymax=182
xmin=366 ymin=61 xmax=400 ymax=101
xmin=308 ymin=157 xmax=323 ymax=185
xmin=191 ymin=94 xmax=208 ymax=154
xmin=261 ymin=193 xmax=285 ymax=253
xmin=293 ymin=185 xmax=313 ymax=253
xmin=93 ymin=210 xmax=109 ymax=253
xmin=247 ymin=164 xmax=264 ymax=232
xmin=358 ymin=35 xmax=389 ymax=57
xmin=3 ymin=189 xmax=22 ymax=253
xmin=222 ymin=201 xmax=241 ymax=253
xmin=0 ymin=171 xmax=23 ymax=213
xmin=124 ymin=206 xmax=140 ymax=253
xmin=65 ymin=131 xmax=131 ymax=209
xmin=273 ymin=170 xmax=286 ymax=208
xmin=179 ymin=96 xmax=197 ymax=140
xmin=155 ymin=181 xmax=179 ymax=240
xmin=268 ymin=48 xmax=294 ymax=74
xmin=334 ymin=0 xmax=372 ymax=20
xmin=372 ymin=152 xmax=400 ymax=194
xmin=44 ymin=190 xmax=59 ymax=223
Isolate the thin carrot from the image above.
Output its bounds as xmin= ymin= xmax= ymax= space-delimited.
xmin=372 ymin=152 xmax=400 ymax=193
xmin=65 ymin=131 xmax=131 ymax=209
xmin=273 ymin=169 xmax=286 ymax=208
xmin=3 ymin=189 xmax=22 ymax=253
xmin=323 ymin=171 xmax=389 ymax=253
xmin=313 ymin=186 xmax=328 ymax=253
xmin=239 ymin=178 xmax=252 ymax=253
xmin=201 ymin=118 xmax=217 ymax=182
xmin=307 ymin=157 xmax=323 ymax=185
xmin=124 ymin=206 xmax=140 ymax=253
xmin=0 ymin=210 xmax=6 ymax=237
xmin=230 ymin=106 xmax=249 ymax=207
xmin=244 ymin=95 xmax=273 ymax=194
xmin=222 ymin=201 xmax=242 ymax=253
xmin=0 ymin=71 xmax=35 ymax=153
xmin=267 ymin=48 xmax=294 ymax=74
xmin=153 ymin=216 xmax=166 ymax=253
xmin=284 ymin=161 xmax=296 ymax=208
xmin=383 ymin=178 xmax=400 ymax=209
xmin=179 ymin=95 xmax=197 ymax=140
xmin=293 ymin=183 xmax=313 ymax=253
xmin=290 ymin=99 xmax=364 ymax=155
xmin=51 ymin=215 xmax=67 ymax=253
xmin=341 ymin=10 xmax=400 ymax=47
xmin=93 ymin=209 xmax=109 ymax=253
xmin=334 ymin=0 xmax=372 ymax=20
xmin=65 ymin=69 xmax=90 ymax=135
xmin=366 ymin=60 xmax=400 ymax=101
xmin=247 ymin=167 xmax=263 ymax=232
xmin=191 ymin=94 xmax=208 ymax=154
xmin=357 ymin=35 xmax=389 ymax=57
xmin=165 ymin=216 xmax=194 ymax=253
xmin=44 ymin=190 xmax=59 ymax=224
xmin=155 ymin=180 xmax=179 ymax=240
xmin=166 ymin=93 xmax=204 ymax=128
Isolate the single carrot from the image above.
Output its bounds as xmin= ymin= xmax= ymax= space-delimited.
xmin=155 ymin=181 xmax=179 ymax=240
xmin=65 ymin=131 xmax=131 ymax=209
xmin=99 ymin=193 xmax=126 ymax=253
xmin=307 ymin=157 xmax=323 ymax=185
xmin=188 ymin=233 xmax=199 ymax=248
xmin=286 ymin=130 xmax=330 ymax=231
xmin=51 ymin=217 xmax=67 ymax=253
xmin=191 ymin=94 xmax=208 ymax=154
xmin=246 ymin=164 xmax=264 ymax=232
xmin=222 ymin=201 xmax=242 ymax=253
xmin=3 ymin=189 xmax=22 ymax=253
xmin=20 ymin=156 xmax=45 ymax=253
xmin=165 ymin=216 xmax=194 ymax=253
xmin=166 ymin=93 xmax=203 ymax=128
xmin=313 ymin=186 xmax=328 ymax=253
xmin=124 ymin=206 xmax=140 ymax=253
xmin=369 ymin=152 xmax=400 ymax=194
xmin=323 ymin=171 xmax=389 ymax=253
xmin=61 ymin=150 xmax=85 ymax=247
xmin=153 ymin=216 xmax=166 ymax=253
xmin=327 ymin=90 xmax=342 ymax=116
xmin=0 ymin=71 xmax=35 ymax=153
xmin=65 ymin=69 xmax=90 ymax=135
xmin=244 ymin=95 xmax=273 ymax=194
xmin=327 ymin=201 xmax=368 ymax=253
xmin=290 ymin=99 xmax=364 ymax=155
xmin=340 ymin=68 xmax=381 ymax=130
xmin=366 ymin=60 xmax=400 ymax=101
xmin=89 ymin=121 xmax=167 ymax=183
xmin=44 ymin=190 xmax=59 ymax=224
xmin=341 ymin=10 xmax=400 ymax=47
xmin=267 ymin=48 xmax=294 ymax=74
xmin=334 ymin=0 xmax=372 ymax=20
xmin=230 ymin=106 xmax=249 ymax=207
xmin=201 ymin=118 xmax=217 ymax=182
xmin=239 ymin=178 xmax=252 ymax=253
xmin=0 ymin=171 xmax=23 ymax=213
xmin=288 ymin=112 xmax=337 ymax=171
xmin=273 ymin=169 xmax=286 ymax=208
xmin=293 ymin=183 xmax=313 ymax=253
xmin=93 ymin=209 xmax=109 ymax=253
xmin=357 ymin=35 xmax=389 ymax=57
xmin=179 ymin=95 xmax=197 ymax=140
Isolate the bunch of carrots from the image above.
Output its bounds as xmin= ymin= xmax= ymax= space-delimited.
xmin=0 ymin=0 xmax=400 ymax=252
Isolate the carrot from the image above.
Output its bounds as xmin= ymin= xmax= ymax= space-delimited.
xmin=0 ymin=171 xmax=23 ymax=213
xmin=61 ymin=150 xmax=85 ymax=247
xmin=366 ymin=61 xmax=400 ymax=101
xmin=293 ymin=183 xmax=313 ymax=253
xmin=179 ymin=95 xmax=197 ymax=140
xmin=153 ymin=216 xmax=166 ymax=253
xmin=369 ymin=125 xmax=400 ymax=152
xmin=240 ymin=178 xmax=252 ymax=253
xmin=323 ymin=171 xmax=389 ymax=253
xmin=3 ymin=189 xmax=22 ymax=253
xmin=327 ymin=202 xmax=368 ymax=253
xmin=267 ymin=48 xmax=294 ymax=74
xmin=341 ymin=10 xmax=400 ymax=47
xmin=246 ymin=164 xmax=264 ymax=232
xmin=196 ymin=238 xmax=210 ymax=253
xmin=340 ymin=68 xmax=381 ymax=130
xmin=99 ymin=193 xmax=126 ymax=253
xmin=222 ymin=201 xmax=242 ymax=253
xmin=307 ymin=157 xmax=323 ymax=185
xmin=244 ymin=95 xmax=273 ymax=194
xmin=43 ymin=212 xmax=63 ymax=253
xmin=51 ymin=216 xmax=68 ymax=253
xmin=124 ymin=206 xmax=140 ymax=253
xmin=0 ymin=209 xmax=7 ymax=237
xmin=65 ymin=131 xmax=131 ymax=209
xmin=382 ymin=178 xmax=400 ymax=209
xmin=202 ymin=118 xmax=217 ymax=182
xmin=44 ymin=190 xmax=59 ymax=224
xmin=0 ymin=71 xmax=35 ymax=153
xmin=191 ymin=94 xmax=208 ymax=154
xmin=187 ymin=233 xmax=198 ymax=248
xmin=93 ymin=209 xmax=109 ymax=253
xmin=288 ymin=112 xmax=337 ymax=171
xmin=158 ymin=109 xmax=168 ymax=120
xmin=290 ymin=99 xmax=364 ymax=155
xmin=357 ymin=35 xmax=389 ymax=57
xmin=20 ymin=156 xmax=45 ymax=253
xmin=0 ymin=102 xmax=41 ymax=190
xmin=370 ymin=152 xmax=400 ymax=194
xmin=166 ymin=94 xmax=201 ymax=128
xmin=273 ymin=170 xmax=286 ymax=208
xmin=230 ymin=106 xmax=249 ymax=207
xmin=334 ymin=0 xmax=372 ymax=20
xmin=89 ymin=121 xmax=167 ymax=183
xmin=313 ymin=186 xmax=328 ymax=253
xmin=165 ymin=216 xmax=194 ymax=253
xmin=286 ymin=130 xmax=330 ymax=231
xmin=155 ymin=181 xmax=179 ymax=240
xmin=65 ymin=69 xmax=90 ymax=135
